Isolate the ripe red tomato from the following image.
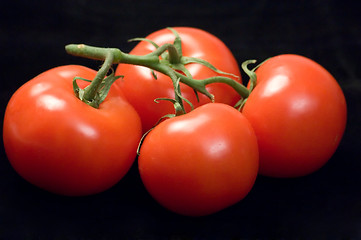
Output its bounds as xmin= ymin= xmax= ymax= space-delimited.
xmin=138 ymin=103 xmax=259 ymax=216
xmin=115 ymin=27 xmax=241 ymax=132
xmin=242 ymin=54 xmax=347 ymax=178
xmin=3 ymin=65 xmax=142 ymax=196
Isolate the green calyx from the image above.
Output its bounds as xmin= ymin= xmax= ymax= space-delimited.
xmin=65 ymin=28 xmax=250 ymax=110
xmin=67 ymin=45 xmax=123 ymax=108
xmin=234 ymin=58 xmax=269 ymax=110
xmin=73 ymin=71 xmax=121 ymax=108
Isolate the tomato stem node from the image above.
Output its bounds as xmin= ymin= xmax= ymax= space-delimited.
xmin=234 ymin=59 xmax=269 ymax=110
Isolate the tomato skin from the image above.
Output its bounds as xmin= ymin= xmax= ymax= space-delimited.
xmin=3 ymin=65 xmax=142 ymax=196
xmin=138 ymin=103 xmax=259 ymax=216
xmin=115 ymin=27 xmax=241 ymax=132
xmin=242 ymin=54 xmax=347 ymax=178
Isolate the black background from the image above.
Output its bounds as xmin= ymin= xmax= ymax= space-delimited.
xmin=1 ymin=0 xmax=361 ymax=239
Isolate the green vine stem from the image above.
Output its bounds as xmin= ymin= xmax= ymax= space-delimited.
xmin=65 ymin=43 xmax=250 ymax=109
xmin=83 ymin=49 xmax=114 ymax=101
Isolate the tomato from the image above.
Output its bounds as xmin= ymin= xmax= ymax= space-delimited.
xmin=115 ymin=27 xmax=241 ymax=132
xmin=138 ymin=103 xmax=259 ymax=216
xmin=3 ymin=65 xmax=142 ymax=196
xmin=242 ymin=54 xmax=347 ymax=178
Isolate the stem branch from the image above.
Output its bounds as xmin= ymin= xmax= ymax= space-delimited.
xmin=83 ymin=50 xmax=114 ymax=101
xmin=65 ymin=43 xmax=250 ymax=106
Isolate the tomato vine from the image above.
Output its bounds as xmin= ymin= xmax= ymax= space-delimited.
xmin=65 ymin=28 xmax=250 ymax=113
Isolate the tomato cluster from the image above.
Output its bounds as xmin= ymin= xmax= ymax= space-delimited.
xmin=2 ymin=27 xmax=347 ymax=216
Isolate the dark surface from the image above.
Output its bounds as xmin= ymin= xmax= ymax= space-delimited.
xmin=1 ymin=0 xmax=360 ymax=239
